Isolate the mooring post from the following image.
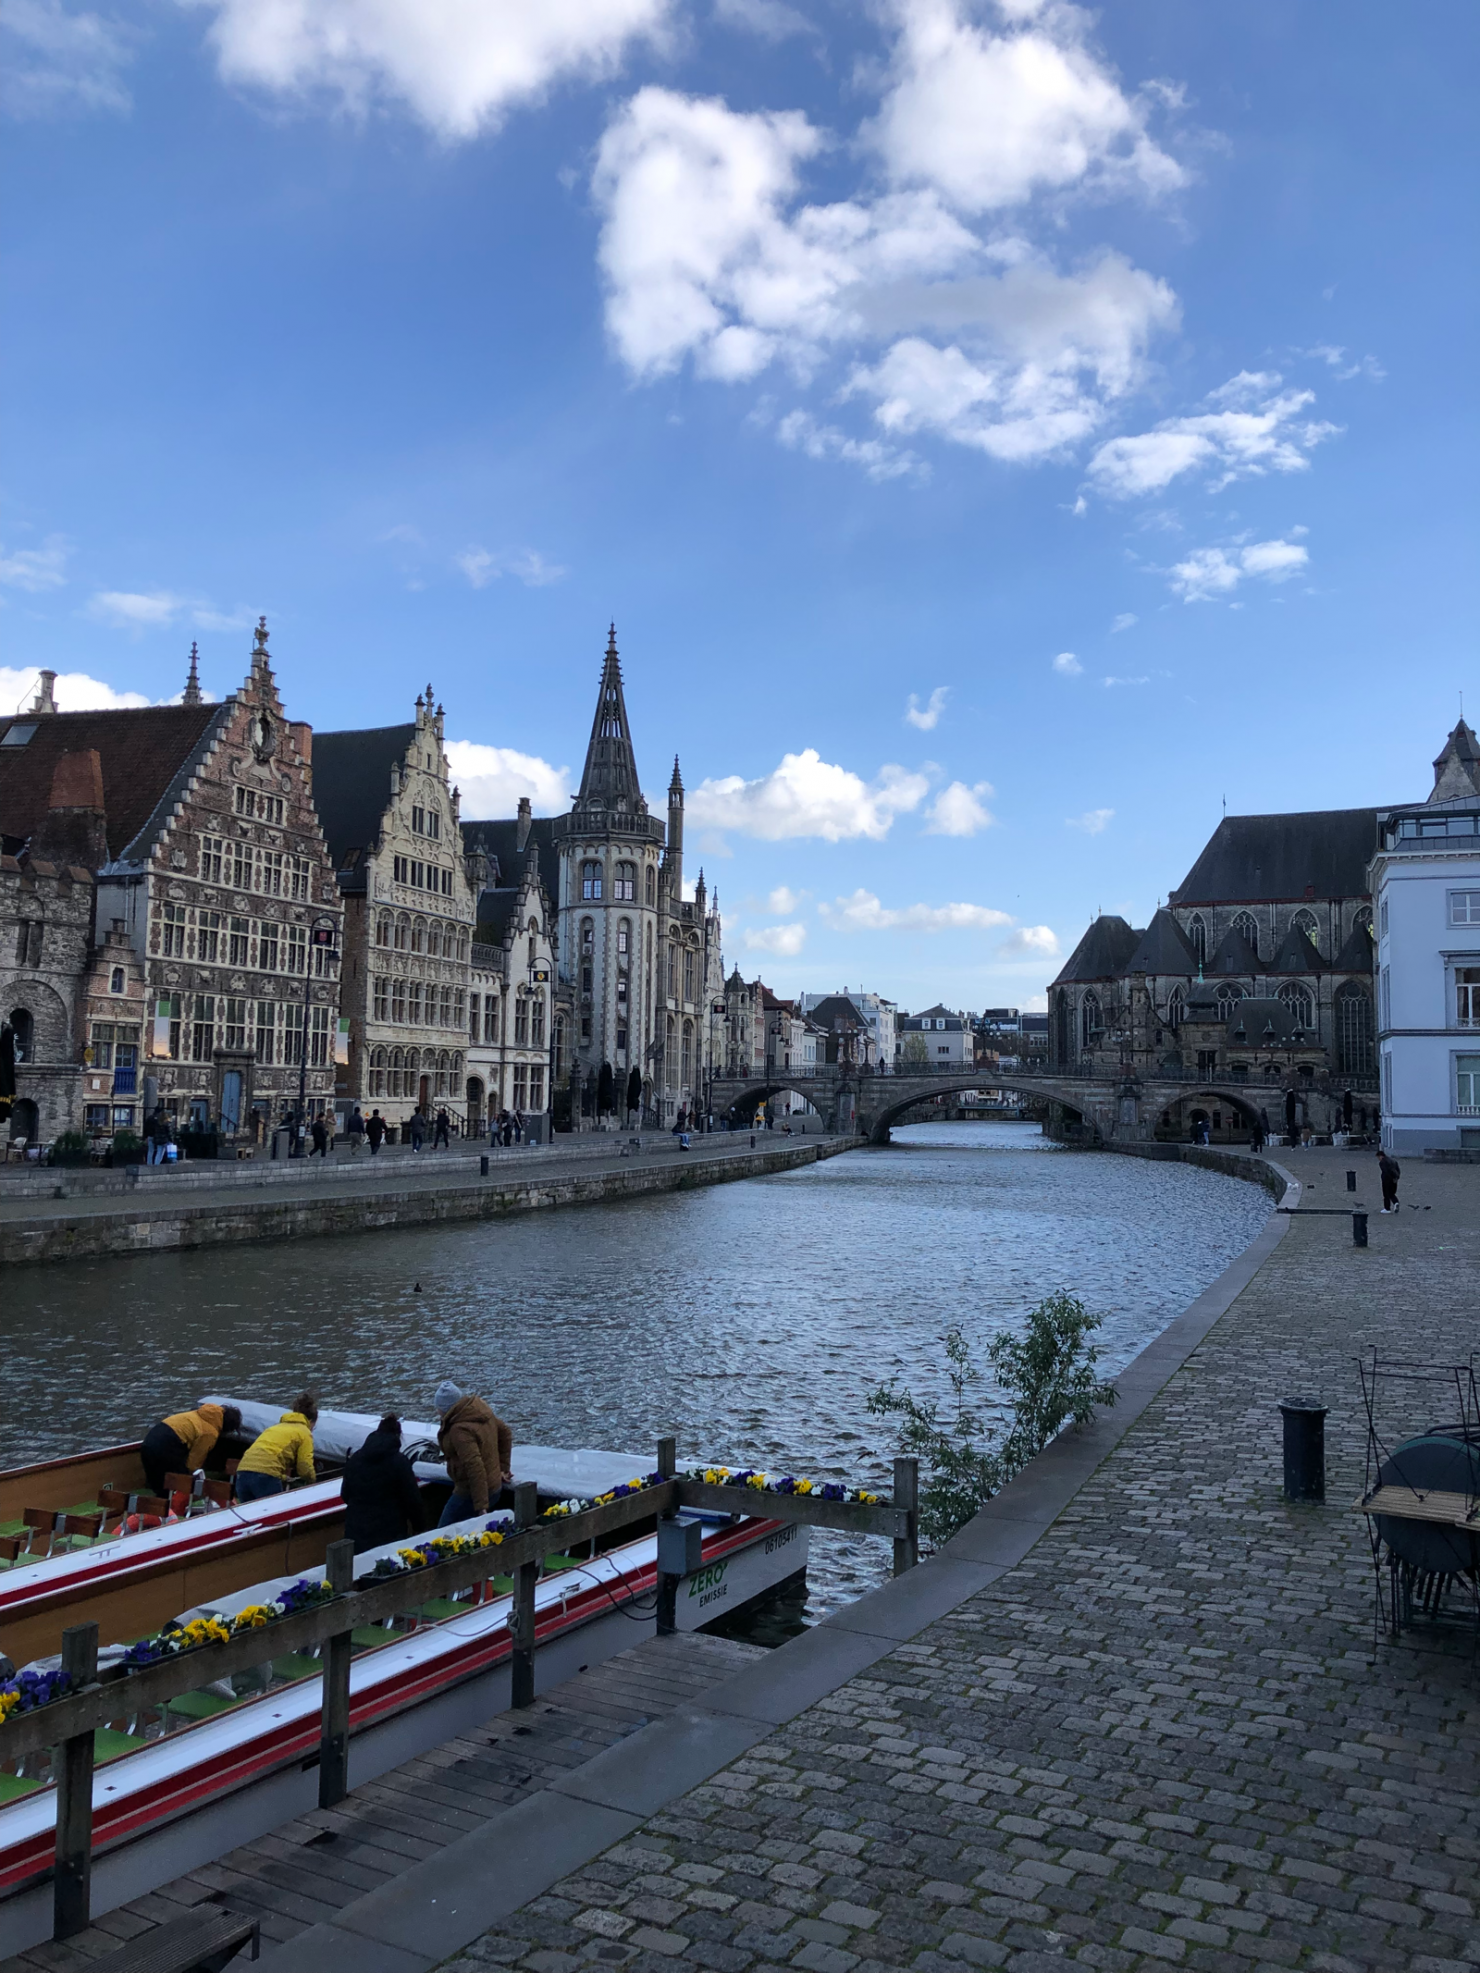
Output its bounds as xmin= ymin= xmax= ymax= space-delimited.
xmin=893 ymin=1457 xmax=919 ymax=1576
xmin=318 ymin=1539 xmax=355 ymax=1809
xmin=1352 ymin=1210 xmax=1368 ymax=1248
xmin=1279 ymin=1401 xmax=1328 ymax=1502
xmin=511 ymin=1481 xmax=540 ymax=1708
xmin=1346 ymin=1169 xmax=1356 ymax=1192
xmin=53 ymin=1621 xmax=98 ymax=1941
xmin=655 ymin=1435 xmax=682 ymax=1636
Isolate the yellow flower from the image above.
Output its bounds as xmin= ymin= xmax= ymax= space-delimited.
xmin=0 ymin=1690 xmax=19 ymax=1725
xmin=796 ymin=1479 xmax=813 ymax=1494
xmin=232 ymin=1605 xmax=275 ymax=1632
xmin=397 ymin=1547 xmax=428 ymax=1567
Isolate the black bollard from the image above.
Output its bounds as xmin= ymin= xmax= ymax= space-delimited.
xmin=480 ymin=1153 xmax=489 ymax=1177
xmin=1346 ymin=1169 xmax=1356 ymax=1192
xmin=1279 ymin=1401 xmax=1328 ymax=1502
xmin=1352 ymin=1210 xmax=1368 ymax=1247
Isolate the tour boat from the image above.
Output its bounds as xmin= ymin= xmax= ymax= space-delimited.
xmin=0 ymin=1402 xmax=807 ymax=1956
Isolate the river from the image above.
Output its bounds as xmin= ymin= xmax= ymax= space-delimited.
xmin=2 ymin=1123 xmax=1269 ymax=1622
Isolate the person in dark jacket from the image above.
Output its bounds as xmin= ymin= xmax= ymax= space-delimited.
xmin=310 ymin=1116 xmax=329 ymax=1159
xmin=366 ymin=1109 xmax=386 ymax=1154
xmin=1377 ymin=1149 xmax=1401 ymax=1212
xmin=341 ymin=1415 xmax=426 ymax=1554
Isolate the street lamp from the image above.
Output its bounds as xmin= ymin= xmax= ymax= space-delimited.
xmin=294 ymin=914 xmax=339 ymax=1154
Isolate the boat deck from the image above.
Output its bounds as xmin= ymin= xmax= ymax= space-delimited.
xmin=0 ymin=1628 xmax=763 ymax=1971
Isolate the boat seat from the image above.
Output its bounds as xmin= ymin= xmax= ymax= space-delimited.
xmin=270 ymin=1654 xmax=321 ymax=1684
xmin=488 ymin=1575 xmax=514 ymax=1595
xmin=351 ymin=1625 xmax=395 ymax=1651
xmin=164 ymin=1691 xmax=243 ymax=1726
xmin=0 ymin=1775 xmax=42 ymax=1803
xmin=94 ymin=1728 xmax=149 ymax=1763
xmin=202 ymin=1480 xmax=234 ymax=1507
xmin=543 ymin=1554 xmax=584 ymax=1574
xmin=0 ymin=1535 xmax=27 ymax=1564
xmin=414 ymin=1598 xmax=467 ymax=1623
xmin=61 ymin=1499 xmax=102 ymax=1518
xmin=0 ymin=1520 xmax=31 ymax=1541
xmin=21 ymin=1509 xmax=55 ymax=1557
xmin=54 ymin=1512 xmax=106 ymax=1553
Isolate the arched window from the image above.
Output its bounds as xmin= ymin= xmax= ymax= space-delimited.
xmin=370 ymin=1047 xmax=387 ymax=1097
xmin=645 ymin=865 xmax=655 ymax=907
xmin=1278 ymin=983 xmax=1314 ymax=1033
xmin=411 ymin=916 xmax=426 ymax=955
xmin=110 ymin=966 xmax=126 ymax=994
xmin=376 ymin=914 xmax=392 ymax=948
xmin=427 ymin=921 xmax=442 ymax=958
xmin=1354 ymin=906 xmax=1373 ymax=937
xmin=394 ymin=914 xmax=409 ymax=952
xmin=1216 ymin=983 xmax=1243 ymax=1017
xmin=1081 ymin=991 xmax=1102 ymax=1048
xmin=389 ymin=1046 xmax=405 ymax=1098
xmin=1334 ymin=984 xmax=1374 ymax=1074
xmin=528 ymin=915 xmax=540 ymax=936
xmin=1232 ymin=910 xmax=1260 ymax=959
xmin=1166 ymin=987 xmax=1185 ymax=1030
xmin=614 ymin=862 xmax=636 ymax=902
xmin=617 ymin=918 xmax=630 ymax=960
xmin=455 ymin=926 xmax=468 ymax=962
xmin=1052 ymin=988 xmax=1071 ymax=1068
xmin=582 ymin=860 xmax=602 ymax=901
xmin=1188 ymin=914 xmax=1207 ymax=965
xmin=681 ymin=1020 xmax=693 ymax=1091
xmin=1291 ymin=908 xmax=1319 ymax=952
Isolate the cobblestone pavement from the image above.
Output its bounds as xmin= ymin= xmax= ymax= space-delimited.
xmin=443 ymin=1152 xmax=1480 ymax=1973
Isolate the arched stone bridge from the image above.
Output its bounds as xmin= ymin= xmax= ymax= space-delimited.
xmin=708 ymin=1064 xmax=1366 ymax=1146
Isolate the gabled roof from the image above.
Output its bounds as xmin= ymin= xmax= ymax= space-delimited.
xmin=576 ymin=627 xmax=644 ymax=810
xmin=1171 ymin=809 xmax=1380 ymax=904
xmin=1219 ymin=995 xmax=1314 ymax=1046
xmin=311 ymin=724 xmax=416 ymax=870
xmin=1270 ymin=921 xmax=1323 ymax=972
xmin=1332 ymin=919 xmax=1375 ymax=974
xmin=0 ymin=704 xmax=225 ymax=863
xmin=1051 ymin=914 xmax=1141 ymax=986
xmin=460 ymin=817 xmax=560 ymax=908
xmin=1431 ymin=719 xmax=1480 ymax=802
xmin=1123 ymin=909 xmax=1197 ymax=977
xmin=475 ymin=886 xmax=522 ymax=947
xmin=1207 ymin=923 xmax=1260 ymax=976
xmin=806 ymin=994 xmax=869 ymax=1031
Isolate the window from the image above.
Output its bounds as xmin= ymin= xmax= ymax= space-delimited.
xmin=617 ymin=1027 xmax=628 ymax=1053
xmin=1335 ymin=985 xmax=1374 ymax=1074
xmin=112 ymin=1105 xmax=135 ymax=1129
xmin=615 ymin=862 xmax=636 ymax=901
xmin=86 ymin=1104 xmax=111 ymax=1131
xmin=412 ymin=805 xmax=425 ymax=835
xmin=531 ymin=995 xmax=545 ymax=1047
xmin=469 ymin=992 xmax=480 ymax=1040
xmin=258 ymin=919 xmax=279 ymax=971
xmin=228 ymin=916 xmax=250 ymax=966
xmin=1380 ymin=965 xmax=1391 ymax=1029
xmin=411 ymin=918 xmax=426 ymax=955
xmin=645 ymin=866 xmax=655 ymax=906
xmin=1379 ymin=898 xmax=1390 ymax=939
xmin=394 ymin=914 xmax=409 ymax=951
xmin=513 ymin=1065 xmax=528 ymax=1110
xmin=234 ymin=787 xmax=284 ymax=825
xmin=427 ymin=809 xmax=440 ymax=841
xmin=160 ymin=903 xmax=187 ymax=958
xmin=1232 ymin=910 xmax=1260 ymax=959
xmin=582 ymin=861 xmax=602 ymax=901
xmin=289 ymin=856 xmax=311 ymax=902
xmin=454 ymin=988 xmax=465 ymax=1029
xmin=110 ymin=966 xmax=126 ymax=995
xmin=1081 ymin=992 xmax=1101 ymax=1047
xmin=231 ymin=842 xmax=253 ymax=891
xmin=410 ymin=860 xmax=424 ymax=890
xmin=374 ymin=975 xmax=389 ymax=1021
xmin=681 ymin=1021 xmax=693 ymax=1091
xmin=408 ymin=980 xmax=423 ymax=1024
xmin=370 ymin=1047 xmax=387 ymax=1097
xmin=256 ymin=1000 xmax=277 ymax=1064
xmin=223 ymin=998 xmax=247 ymax=1050
xmin=394 ymin=855 xmax=409 ymax=885
xmin=427 ymin=921 xmax=442 ymax=959
xmin=1188 ymin=914 xmax=1207 ymax=965
xmin=618 ymin=921 xmax=629 ymax=958
xmin=440 ymin=867 xmax=453 ymax=896
xmin=196 ymin=910 xmax=221 ymax=963
xmin=310 ymin=1005 xmax=331 ymax=1067
xmin=91 ymin=1023 xmax=115 ymax=1069
xmin=581 ymin=964 xmax=593 ymax=998
xmin=1291 ymin=908 xmax=1319 ymax=950
xmin=581 ymin=1016 xmax=592 ymax=1044
xmin=199 ymin=837 xmax=223 ymax=883
xmin=529 ymin=1066 xmax=543 ymax=1109
xmin=1166 ymin=988 xmax=1185 ymax=1030
xmin=392 ymin=978 xmax=407 ymax=1023
xmin=376 ymin=913 xmax=392 ymax=947
xmin=191 ymin=995 xmax=215 ymax=1062
xmin=684 ymin=948 xmax=695 ymax=1001
xmin=515 ymin=996 xmax=530 ymax=1046
xmin=1277 ymin=984 xmax=1314 ymax=1032
xmin=668 ymin=945 xmax=679 ymax=998
xmin=282 ymin=1001 xmax=304 ymax=1067
xmin=154 ymin=994 xmax=183 ymax=1060
xmin=1451 ymin=891 xmax=1480 ymax=926
xmin=1216 ymin=984 xmax=1244 ymax=1019
xmin=313 ymin=934 xmax=336 ymax=979
xmin=283 ymin=922 xmax=306 ymax=974
xmin=1457 ymin=1055 xmax=1480 ymax=1113
xmin=261 ymin=851 xmax=283 ymax=897
xmin=1458 ymin=969 xmax=1480 ymax=1028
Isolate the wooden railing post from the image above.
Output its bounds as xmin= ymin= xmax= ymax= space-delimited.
xmin=655 ymin=1437 xmax=679 ymax=1636
xmin=318 ymin=1539 xmax=355 ymax=1809
xmin=511 ymin=1482 xmax=539 ymax=1709
xmin=53 ymin=1621 xmax=98 ymax=1941
xmin=892 ymin=1457 xmax=919 ymax=1577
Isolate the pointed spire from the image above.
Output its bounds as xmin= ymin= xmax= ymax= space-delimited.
xmin=1431 ymin=717 xmax=1480 ymax=802
xmin=182 ymin=642 xmax=202 ymax=706
xmin=252 ymin=616 xmax=270 ymax=666
xmin=669 ymin=754 xmax=683 ymax=795
xmin=576 ymin=623 xmax=642 ymax=808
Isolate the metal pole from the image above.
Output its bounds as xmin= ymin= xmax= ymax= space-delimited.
xmin=53 ymin=1621 xmax=98 ymax=1941
xmin=511 ymin=1481 xmax=539 ymax=1708
xmin=892 ymin=1457 xmax=919 ymax=1576
xmin=655 ymin=1436 xmax=679 ymax=1636
xmin=318 ymin=1539 xmax=355 ymax=1808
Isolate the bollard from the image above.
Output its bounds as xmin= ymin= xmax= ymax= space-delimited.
xmin=480 ymin=1153 xmax=489 ymax=1177
xmin=1346 ymin=1169 xmax=1356 ymax=1192
xmin=1352 ymin=1210 xmax=1368 ymax=1247
xmin=1279 ymin=1401 xmax=1327 ymax=1502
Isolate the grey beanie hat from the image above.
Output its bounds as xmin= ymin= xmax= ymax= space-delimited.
xmin=434 ymin=1380 xmax=463 ymax=1415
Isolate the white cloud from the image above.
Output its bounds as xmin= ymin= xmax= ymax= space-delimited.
xmin=181 ymin=0 xmax=670 ymax=140
xmin=1110 ymin=611 xmax=1137 ymax=632
xmin=821 ymin=888 xmax=1012 ymax=932
xmin=1052 ymin=651 xmax=1082 ymax=676
xmin=904 ymin=685 xmax=948 ymax=730
xmin=924 ymin=779 xmax=994 ymax=836
xmin=999 ymin=925 xmax=1059 ymax=956
xmin=1101 ymin=673 xmax=1148 ymax=687
xmin=766 ymin=885 xmax=803 ymax=915
xmin=0 ymin=535 xmax=71 ymax=592
xmin=743 ymin=922 xmax=807 ymax=957
xmin=868 ymin=0 xmax=1185 ymax=214
xmin=776 ymin=410 xmax=920 ymax=482
xmin=457 ymin=546 xmax=568 ymax=588
xmin=1087 ymin=370 xmax=1339 ymax=498
xmin=713 ymin=0 xmax=813 ymax=41
xmin=1306 ymin=344 xmax=1385 ymax=383
xmin=0 ymin=665 xmax=149 ymax=711
xmin=88 ymin=589 xmax=184 ymax=630
xmin=1 ymin=0 xmax=132 ymax=116
xmin=1066 ymin=807 xmax=1113 ymax=833
xmin=688 ymin=750 xmax=930 ymax=841
xmin=444 ymin=740 xmax=572 ymax=817
xmin=1168 ymin=537 xmax=1308 ymax=603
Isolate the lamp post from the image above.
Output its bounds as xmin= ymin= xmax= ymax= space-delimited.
xmin=295 ymin=914 xmax=339 ymax=1154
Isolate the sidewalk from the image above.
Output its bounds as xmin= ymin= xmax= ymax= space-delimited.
xmin=243 ymin=1147 xmax=1478 ymax=1973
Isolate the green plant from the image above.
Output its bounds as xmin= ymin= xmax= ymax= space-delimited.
xmin=49 ymin=1129 xmax=90 ymax=1167
xmin=868 ymin=1294 xmax=1117 ymax=1549
xmin=110 ymin=1129 xmax=144 ymax=1165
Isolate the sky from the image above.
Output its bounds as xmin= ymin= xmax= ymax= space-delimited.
xmin=2 ymin=0 xmax=1475 ymax=1014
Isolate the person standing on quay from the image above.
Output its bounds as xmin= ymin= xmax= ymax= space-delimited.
xmin=309 ymin=1115 xmax=329 ymax=1159
xmin=433 ymin=1382 xmax=513 ymax=1525
xmin=410 ymin=1109 xmax=426 ymax=1154
xmin=434 ymin=1107 xmax=451 ymax=1149
xmin=366 ymin=1109 xmax=385 ymax=1154
xmin=1378 ymin=1148 xmax=1401 ymax=1212
xmin=348 ymin=1106 xmax=366 ymax=1156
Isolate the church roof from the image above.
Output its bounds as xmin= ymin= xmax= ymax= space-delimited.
xmin=1332 ymin=918 xmax=1375 ymax=974
xmin=0 ymin=703 xmax=225 ymax=863
xmin=1207 ymin=923 xmax=1261 ymax=976
xmin=1051 ymin=914 xmax=1141 ymax=985
xmin=460 ymin=817 xmax=560 ymax=908
xmin=1431 ymin=718 xmax=1480 ymax=802
xmin=1124 ymin=908 xmax=1197 ymax=976
xmin=1270 ymin=920 xmax=1324 ymax=972
xmin=576 ymin=627 xmax=644 ymax=810
xmin=1171 ymin=809 xmax=1380 ymax=904
xmin=311 ymin=723 xmax=417 ymax=871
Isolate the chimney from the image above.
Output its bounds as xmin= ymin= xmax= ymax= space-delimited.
xmin=30 ymin=748 xmax=107 ymax=870
xmin=516 ymin=796 xmax=532 ymax=852
xmin=290 ymin=721 xmax=312 ymax=763
xmin=31 ymin=671 xmax=58 ymax=715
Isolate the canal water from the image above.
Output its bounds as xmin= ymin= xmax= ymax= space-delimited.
xmin=2 ymin=1124 xmax=1269 ymax=1623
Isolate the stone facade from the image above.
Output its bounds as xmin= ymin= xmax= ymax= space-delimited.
xmin=0 ymin=838 xmax=95 ymax=1147
xmin=79 ymin=919 xmax=150 ymax=1141
xmin=467 ymin=845 xmax=558 ymax=1130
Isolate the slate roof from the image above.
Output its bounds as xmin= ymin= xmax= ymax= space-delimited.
xmin=1270 ymin=921 xmax=1324 ymax=972
xmin=311 ymin=725 xmax=416 ymax=871
xmin=1051 ymin=915 xmax=1141 ymax=986
xmin=1221 ymin=996 xmax=1313 ymax=1046
xmin=474 ymin=887 xmax=522 ymax=947
xmin=460 ymin=817 xmax=560 ymax=909
xmin=1207 ymin=924 xmax=1261 ymax=976
xmin=0 ymin=704 xmax=225 ymax=863
xmin=576 ymin=628 xmax=644 ymax=809
xmin=1332 ymin=919 xmax=1376 ymax=974
xmin=805 ymin=995 xmax=869 ymax=1031
xmin=1170 ymin=809 xmax=1380 ymax=904
xmin=1123 ymin=909 xmax=1198 ymax=977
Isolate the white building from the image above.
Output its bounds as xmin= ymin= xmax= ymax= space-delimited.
xmin=1371 ymin=719 xmax=1480 ymax=1153
xmin=800 ymin=989 xmax=896 ymax=1070
xmin=896 ymin=1004 xmax=973 ymax=1068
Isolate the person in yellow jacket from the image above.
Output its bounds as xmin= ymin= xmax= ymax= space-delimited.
xmin=234 ymin=1394 xmax=319 ymax=1503
xmin=140 ymin=1403 xmax=242 ymax=1497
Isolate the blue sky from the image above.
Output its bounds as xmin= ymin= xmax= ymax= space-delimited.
xmin=2 ymin=0 xmax=1475 ymax=1012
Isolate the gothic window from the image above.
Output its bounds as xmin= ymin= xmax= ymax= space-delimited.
xmin=582 ymin=860 xmax=602 ymax=901
xmin=531 ymin=995 xmax=545 ymax=1046
xmin=389 ymin=1047 xmax=405 ymax=1098
xmin=1188 ymin=914 xmax=1207 ymax=965
xmin=645 ymin=865 xmax=655 ymax=907
xmin=411 ymin=916 xmax=426 ymax=955
xmin=668 ymin=945 xmax=679 ymax=998
xmin=515 ymin=996 xmax=529 ymax=1046
xmin=1081 ymin=991 xmax=1102 ymax=1048
xmin=681 ymin=1021 xmax=693 ymax=1091
xmin=391 ymin=978 xmax=407 ymax=1023
xmin=683 ymin=947 xmax=695 ymax=1001
xmin=1232 ymin=911 xmax=1260 ymax=959
xmin=394 ymin=914 xmax=409 ymax=952
xmin=1334 ymin=984 xmax=1374 ymax=1075
xmin=1354 ymin=906 xmax=1373 ymax=936
xmin=617 ymin=919 xmax=630 ymax=960
xmin=1291 ymin=908 xmax=1320 ymax=952
xmin=427 ymin=921 xmax=442 ymax=958
xmin=370 ymin=1047 xmax=387 ymax=1097
xmin=1278 ymin=983 xmax=1314 ymax=1032
xmin=528 ymin=916 xmax=540 ymax=936
xmin=614 ymin=862 xmax=636 ymax=901
xmin=373 ymin=976 xmax=389 ymax=1022
xmin=256 ymin=1001 xmax=275 ymax=1066
xmin=376 ymin=913 xmax=392 ymax=948
xmin=1166 ymin=987 xmax=1185 ymax=1029
xmin=1215 ymin=984 xmax=1243 ymax=1024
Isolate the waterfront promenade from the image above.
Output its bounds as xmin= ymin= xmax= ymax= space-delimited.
xmin=239 ymin=1146 xmax=1475 ymax=1973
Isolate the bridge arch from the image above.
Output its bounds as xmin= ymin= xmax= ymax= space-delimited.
xmin=861 ymin=1073 xmax=1092 ymax=1146
xmin=715 ymin=1079 xmax=826 ymax=1129
xmin=1155 ymin=1084 xmax=1268 ymax=1142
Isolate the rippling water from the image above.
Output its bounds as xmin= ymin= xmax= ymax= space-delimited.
xmin=2 ymin=1124 xmax=1269 ymax=1617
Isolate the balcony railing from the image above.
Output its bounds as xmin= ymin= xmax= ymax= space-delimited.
xmin=111 ymin=1065 xmax=137 ymax=1095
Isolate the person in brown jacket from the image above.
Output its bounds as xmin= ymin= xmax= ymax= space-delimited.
xmin=433 ymin=1381 xmax=513 ymax=1525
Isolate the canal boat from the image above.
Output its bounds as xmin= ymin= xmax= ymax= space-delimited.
xmin=0 ymin=1402 xmax=807 ymax=1954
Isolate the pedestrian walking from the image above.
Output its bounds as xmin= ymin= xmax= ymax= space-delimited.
xmin=140 ymin=1402 xmax=242 ymax=1496
xmin=341 ymin=1414 xmax=425 ymax=1553
xmin=234 ymin=1393 xmax=319 ymax=1502
xmin=410 ymin=1109 xmax=426 ymax=1153
xmin=366 ymin=1109 xmax=386 ymax=1154
xmin=348 ymin=1106 xmax=366 ymax=1156
xmin=1378 ymin=1149 xmax=1401 ymax=1212
xmin=433 ymin=1382 xmax=514 ymax=1524
xmin=434 ymin=1107 xmax=451 ymax=1149
xmin=309 ymin=1115 xmax=329 ymax=1159
xmin=150 ymin=1110 xmax=173 ymax=1166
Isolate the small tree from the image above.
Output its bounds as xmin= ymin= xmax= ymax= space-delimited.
xmin=597 ymin=1061 xmax=615 ymax=1115
xmin=626 ymin=1066 xmax=643 ymax=1119
xmin=901 ymin=1031 xmax=930 ymax=1066
xmin=989 ymin=1292 xmax=1116 ymax=1483
xmin=867 ymin=1327 xmax=1000 ymax=1549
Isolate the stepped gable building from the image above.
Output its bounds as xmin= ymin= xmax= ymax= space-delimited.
xmin=0 ymin=628 xmax=342 ymax=1144
xmin=1048 ymin=804 xmax=1381 ymax=1140
xmin=313 ymin=688 xmax=481 ymax=1133
xmin=465 ymin=627 xmax=724 ymax=1126
xmin=466 ymin=822 xmax=560 ymax=1131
